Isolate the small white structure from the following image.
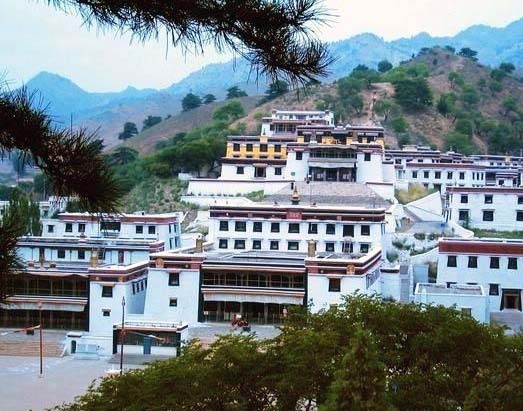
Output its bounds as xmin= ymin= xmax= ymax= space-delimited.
xmin=414 ymin=283 xmax=490 ymax=324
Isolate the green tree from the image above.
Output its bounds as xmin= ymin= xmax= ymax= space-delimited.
xmin=212 ymin=100 xmax=245 ymax=122
xmin=181 ymin=93 xmax=202 ymax=111
xmin=489 ymin=80 xmax=503 ymax=94
xmin=490 ymin=69 xmax=506 ymax=82
xmin=351 ymin=65 xmax=380 ymax=88
xmin=107 ymin=147 xmax=139 ymax=166
xmin=499 ymin=62 xmax=516 ymax=74
xmin=226 ymin=86 xmax=248 ymax=99
xmin=391 ymin=116 xmax=408 ymax=133
xmin=448 ymin=71 xmax=464 ymax=88
xmin=393 ymin=78 xmax=433 ymax=111
xmin=118 ymin=122 xmax=139 ymax=140
xmin=455 ymin=118 xmax=474 ymax=137
xmin=458 ymin=47 xmax=478 ymax=61
xmin=462 ymin=85 xmax=480 ymax=108
xmin=264 ymin=80 xmax=290 ymax=101
xmin=377 ymin=60 xmax=393 ymax=73
xmin=373 ymin=100 xmax=397 ymax=121
xmin=203 ymin=94 xmax=217 ymax=104
xmin=141 ymin=115 xmax=162 ymax=131
xmin=437 ymin=93 xmax=457 ymax=116
xmin=502 ymin=97 xmax=518 ymax=117
xmin=445 ymin=132 xmax=475 ymax=154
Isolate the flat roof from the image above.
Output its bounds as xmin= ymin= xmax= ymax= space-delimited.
xmin=416 ymin=283 xmax=484 ymax=296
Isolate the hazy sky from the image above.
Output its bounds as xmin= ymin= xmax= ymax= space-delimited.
xmin=1 ymin=0 xmax=523 ymax=92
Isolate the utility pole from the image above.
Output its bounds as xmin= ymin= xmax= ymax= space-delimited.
xmin=120 ymin=296 xmax=126 ymax=376
xmin=38 ymin=301 xmax=43 ymax=377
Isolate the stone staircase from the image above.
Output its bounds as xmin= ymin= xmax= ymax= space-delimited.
xmin=0 ymin=340 xmax=64 ymax=357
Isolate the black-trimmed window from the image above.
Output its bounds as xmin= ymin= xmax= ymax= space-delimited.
xmin=308 ymin=223 xmax=318 ymax=234
xmin=447 ymin=171 xmax=453 ymax=179
xmin=219 ymin=221 xmax=229 ymax=231
xmin=235 ymin=221 xmax=246 ymax=232
xmin=234 ymin=240 xmax=246 ymax=249
xmin=484 ymin=195 xmax=493 ymax=204
xmin=270 ymin=240 xmax=279 ymax=250
xmin=271 ymin=222 xmax=280 ymax=233
xmin=468 ymin=256 xmax=478 ymax=268
xmin=412 ymin=171 xmax=418 ymax=178
xmin=360 ymin=243 xmax=369 ymax=253
xmin=423 ymin=171 xmax=429 ymax=179
xmin=65 ymin=223 xmax=73 ymax=233
xmin=102 ymin=286 xmax=113 ymax=298
xmin=148 ymin=226 xmax=156 ymax=235
xmin=459 ymin=172 xmax=465 ymax=180
xmin=489 ymin=284 xmax=499 ymax=296
xmin=288 ymin=241 xmax=299 ymax=251
xmin=252 ymin=240 xmax=262 ymax=250
xmin=458 ymin=210 xmax=469 ymax=221
xmin=295 ymin=152 xmax=303 ymax=160
xmin=517 ymin=211 xmax=523 ymax=221
xmin=103 ymin=310 xmax=111 ymax=317
xmin=78 ymin=223 xmax=85 ymax=233
xmin=482 ymin=210 xmax=494 ymax=221
xmin=253 ymin=222 xmax=262 ymax=232
xmin=364 ymin=153 xmax=371 ymax=161
xmin=435 ymin=171 xmax=441 ymax=179
xmin=57 ymin=249 xmax=66 ymax=259
xmin=260 ymin=144 xmax=268 ymax=152
xmin=460 ymin=195 xmax=468 ymax=203
xmin=518 ymin=196 xmax=523 ymax=205
xmin=219 ymin=239 xmax=228 ymax=249
xmin=325 ymin=242 xmax=335 ymax=252
xmin=274 ymin=167 xmax=282 ymax=176
xmin=328 ymin=278 xmax=341 ymax=292
xmin=274 ymin=144 xmax=281 ymax=152
xmin=233 ymin=143 xmax=240 ymax=151
xmin=169 ymin=273 xmax=180 ymax=286
xmin=136 ymin=225 xmax=143 ymax=234
xmin=447 ymin=255 xmax=457 ymax=267
xmin=48 ymin=225 xmax=54 ymax=233
xmin=236 ymin=166 xmax=244 ymax=175
xmin=361 ymin=225 xmax=370 ymax=236
xmin=78 ymin=250 xmax=85 ymax=260
xmin=326 ymin=224 xmax=336 ymax=235
xmin=169 ymin=298 xmax=178 ymax=307
xmin=288 ymin=223 xmax=300 ymax=233
xmin=490 ymin=257 xmax=500 ymax=269
xmin=508 ymin=258 xmax=518 ymax=270
xmin=246 ymin=144 xmax=253 ymax=152
xmin=343 ymin=224 xmax=354 ymax=237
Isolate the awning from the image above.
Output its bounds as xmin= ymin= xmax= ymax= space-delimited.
xmin=202 ymin=290 xmax=304 ymax=305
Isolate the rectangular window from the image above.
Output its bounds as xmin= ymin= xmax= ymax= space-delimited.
xmin=288 ymin=223 xmax=300 ymax=233
xmin=412 ymin=171 xmax=418 ymax=178
xmin=489 ymin=284 xmax=499 ymax=296
xmin=482 ymin=210 xmax=494 ymax=221
xmin=65 ymin=223 xmax=73 ymax=233
xmin=508 ymin=258 xmax=518 ymax=270
xmin=364 ymin=153 xmax=371 ymax=161
xmin=328 ymin=278 xmax=341 ymax=292
xmin=252 ymin=240 xmax=262 ymax=250
xmin=47 ymin=225 xmax=54 ymax=233
xmin=468 ymin=256 xmax=478 ymax=268
xmin=219 ymin=239 xmax=228 ymax=249
xmin=423 ymin=171 xmax=429 ymax=179
xmin=343 ymin=224 xmax=354 ymax=237
xmin=235 ymin=221 xmax=246 ymax=232
xmin=118 ymin=250 xmax=124 ymax=264
xmin=233 ymin=143 xmax=240 ymax=151
xmin=326 ymin=224 xmax=336 ymax=235
xmin=484 ymin=195 xmax=493 ymax=204
xmin=219 ymin=221 xmax=229 ymax=231
xmin=435 ymin=171 xmax=441 ymax=179
xmin=517 ymin=211 xmax=523 ymax=222
xmin=270 ymin=241 xmax=279 ymax=250
xmin=361 ymin=225 xmax=370 ymax=236
xmin=253 ymin=222 xmax=262 ymax=232
xmin=136 ymin=225 xmax=143 ymax=234
xmin=246 ymin=144 xmax=253 ymax=152
xmin=461 ymin=307 xmax=472 ymax=317
xmin=260 ymin=144 xmax=268 ymax=152
xmin=101 ymin=286 xmax=113 ymax=298
xmin=460 ymin=195 xmax=468 ymax=204
xmin=296 ymin=152 xmax=303 ymax=160
xmin=458 ymin=210 xmax=469 ymax=221
xmin=447 ymin=255 xmax=457 ymax=267
xmin=359 ymin=243 xmax=369 ymax=253
xmin=271 ymin=222 xmax=280 ymax=233
xmin=148 ymin=226 xmax=156 ymax=235
xmin=447 ymin=171 xmax=453 ymax=180
xmin=325 ymin=242 xmax=335 ymax=252
xmin=308 ymin=223 xmax=318 ymax=234
xmin=102 ymin=310 xmax=111 ymax=317
xmin=236 ymin=166 xmax=244 ymax=175
xmin=57 ymin=249 xmax=66 ymax=259
xmin=518 ymin=196 xmax=523 ymax=205
xmin=169 ymin=298 xmax=178 ymax=307
xmin=274 ymin=167 xmax=282 ymax=176
xmin=234 ymin=240 xmax=246 ymax=249
xmin=78 ymin=250 xmax=85 ymax=260
xmin=459 ymin=172 xmax=465 ymax=180
xmin=274 ymin=145 xmax=281 ymax=152
xmin=490 ymin=257 xmax=500 ymax=269
xmin=168 ymin=273 xmax=180 ymax=286
xmin=78 ymin=223 xmax=85 ymax=233
xmin=288 ymin=241 xmax=299 ymax=251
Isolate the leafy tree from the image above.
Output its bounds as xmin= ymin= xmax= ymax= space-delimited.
xmin=437 ymin=93 xmax=457 ymax=116
xmin=350 ymin=65 xmax=380 ymax=88
xmin=490 ymin=69 xmax=506 ymax=82
xmin=458 ymin=47 xmax=478 ymax=61
xmin=212 ymin=100 xmax=245 ymax=122
xmin=181 ymin=93 xmax=202 ymax=111
xmin=107 ymin=147 xmax=139 ymax=166
xmin=489 ymin=80 xmax=503 ymax=94
xmin=226 ymin=86 xmax=248 ymax=99
xmin=455 ymin=118 xmax=474 ymax=137
xmin=373 ymin=100 xmax=397 ymax=121
xmin=448 ymin=71 xmax=464 ymax=88
xmin=462 ymin=85 xmax=480 ymax=108
xmin=393 ymin=78 xmax=433 ymax=111
xmin=142 ymin=115 xmax=162 ymax=131
xmin=118 ymin=122 xmax=139 ymax=140
xmin=502 ymin=97 xmax=518 ymax=117
xmin=444 ymin=45 xmax=456 ymax=53
xmin=203 ymin=94 xmax=217 ymax=104
xmin=391 ymin=116 xmax=408 ymax=133
xmin=445 ymin=132 xmax=475 ymax=154
xmin=264 ymin=80 xmax=290 ymax=101
xmin=377 ymin=60 xmax=393 ymax=73
xmin=337 ymin=77 xmax=364 ymax=99
xmin=499 ymin=62 xmax=516 ymax=74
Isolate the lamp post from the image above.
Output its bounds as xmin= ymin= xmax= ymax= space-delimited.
xmin=37 ymin=301 xmax=43 ymax=377
xmin=120 ymin=296 xmax=126 ymax=376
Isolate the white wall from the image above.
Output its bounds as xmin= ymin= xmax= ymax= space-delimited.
xmin=187 ymin=179 xmax=289 ymax=196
